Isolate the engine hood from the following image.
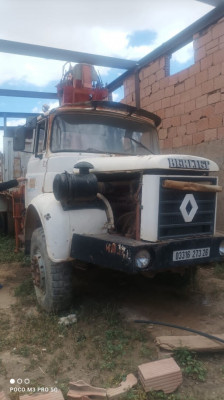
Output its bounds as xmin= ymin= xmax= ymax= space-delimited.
xmin=73 ymin=154 xmax=219 ymax=173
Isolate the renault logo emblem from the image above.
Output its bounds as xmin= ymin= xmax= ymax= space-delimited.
xmin=180 ymin=194 xmax=198 ymax=223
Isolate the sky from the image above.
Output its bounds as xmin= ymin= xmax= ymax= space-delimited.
xmin=0 ymin=0 xmax=214 ymax=151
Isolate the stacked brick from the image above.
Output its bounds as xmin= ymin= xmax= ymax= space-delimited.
xmin=122 ymin=17 xmax=224 ymax=152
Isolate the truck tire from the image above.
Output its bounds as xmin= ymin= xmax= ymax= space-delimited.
xmin=30 ymin=227 xmax=73 ymax=312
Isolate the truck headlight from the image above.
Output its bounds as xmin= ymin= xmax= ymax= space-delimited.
xmin=219 ymin=241 xmax=224 ymax=256
xmin=135 ymin=250 xmax=151 ymax=269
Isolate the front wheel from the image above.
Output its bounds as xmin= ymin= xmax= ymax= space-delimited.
xmin=30 ymin=227 xmax=73 ymax=312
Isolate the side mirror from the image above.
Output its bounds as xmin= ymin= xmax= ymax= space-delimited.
xmin=13 ymin=126 xmax=28 ymax=151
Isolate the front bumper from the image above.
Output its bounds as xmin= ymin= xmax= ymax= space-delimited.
xmin=70 ymin=232 xmax=224 ymax=274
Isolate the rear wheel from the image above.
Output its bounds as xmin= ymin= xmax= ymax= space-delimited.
xmin=30 ymin=227 xmax=73 ymax=312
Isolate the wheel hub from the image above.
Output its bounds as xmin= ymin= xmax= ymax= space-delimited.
xmin=31 ymin=252 xmax=46 ymax=292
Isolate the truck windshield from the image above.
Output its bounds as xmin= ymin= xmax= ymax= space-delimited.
xmin=51 ymin=113 xmax=159 ymax=155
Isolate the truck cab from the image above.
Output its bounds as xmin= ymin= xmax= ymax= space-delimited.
xmin=13 ymin=66 xmax=224 ymax=312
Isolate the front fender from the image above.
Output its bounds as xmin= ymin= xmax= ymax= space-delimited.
xmin=26 ymin=193 xmax=108 ymax=262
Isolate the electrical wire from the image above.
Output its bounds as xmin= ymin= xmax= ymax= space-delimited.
xmin=134 ymin=320 xmax=224 ymax=345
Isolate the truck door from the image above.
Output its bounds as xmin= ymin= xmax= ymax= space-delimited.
xmin=25 ymin=119 xmax=48 ymax=207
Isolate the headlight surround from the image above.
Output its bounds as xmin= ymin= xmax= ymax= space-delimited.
xmin=219 ymin=240 xmax=224 ymax=256
xmin=135 ymin=250 xmax=151 ymax=269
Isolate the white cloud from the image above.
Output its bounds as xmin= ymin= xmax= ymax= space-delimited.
xmin=171 ymin=42 xmax=194 ymax=64
xmin=0 ymin=0 xmax=213 ymax=89
xmin=32 ymin=100 xmax=59 ymax=114
xmin=7 ymin=118 xmax=26 ymax=126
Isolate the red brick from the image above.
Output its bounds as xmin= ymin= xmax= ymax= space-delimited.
xmin=185 ymin=100 xmax=196 ymax=113
xmin=185 ymin=76 xmax=195 ymax=91
xmin=214 ymin=75 xmax=224 ymax=90
xmin=207 ymin=45 xmax=219 ymax=56
xmin=204 ymin=128 xmax=217 ymax=141
xmin=191 ymin=108 xmax=203 ymax=122
xmin=156 ymin=108 xmax=165 ymax=120
xmin=213 ymin=49 xmax=224 ymax=64
xmin=189 ymin=86 xmax=202 ymax=99
xmin=169 ymin=74 xmax=179 ymax=86
xmin=180 ymin=90 xmax=191 ymax=103
xmin=162 ymin=118 xmax=172 ymax=129
xmin=215 ymin=101 xmax=224 ymax=114
xmin=208 ymin=114 xmax=223 ymax=129
xmin=159 ymin=128 xmax=168 ymax=139
xmin=170 ymin=94 xmax=180 ymax=106
xmin=153 ymin=100 xmax=162 ymax=111
xmin=195 ymin=46 xmax=206 ymax=61
xmin=220 ymin=34 xmax=224 ymax=43
xmin=208 ymin=64 xmax=222 ymax=79
xmin=140 ymin=78 xmax=149 ymax=90
xmin=160 ymin=57 xmax=166 ymax=68
xmin=188 ymin=63 xmax=200 ymax=77
xmin=159 ymin=77 xmax=169 ymax=89
xmin=144 ymin=60 xmax=160 ymax=77
xmin=193 ymin=132 xmax=205 ymax=144
xmin=177 ymin=69 xmax=189 ymax=82
xmin=206 ymin=38 xmax=219 ymax=51
xmin=200 ymin=54 xmax=213 ymax=70
xmin=208 ymin=91 xmax=221 ymax=104
xmin=173 ymin=136 xmax=183 ymax=148
xmin=141 ymin=96 xmax=150 ymax=108
xmin=164 ymin=85 xmax=174 ymax=97
xmin=183 ymin=134 xmax=193 ymax=146
xmin=212 ymin=20 xmax=224 ymax=40
xmin=171 ymin=116 xmax=181 ymax=127
xmin=195 ymin=70 xmax=208 ymax=86
xmin=218 ymin=127 xmax=224 ymax=139
xmin=160 ymin=137 xmax=173 ymax=150
xmin=197 ymin=117 xmax=209 ymax=132
xmin=177 ymin=125 xmax=187 ymax=136
xmin=194 ymin=31 xmax=212 ymax=49
xmin=201 ymin=79 xmax=214 ymax=95
xmin=196 ymin=94 xmax=208 ymax=108
xmin=162 ymin=97 xmax=171 ymax=108
xmin=174 ymin=103 xmax=185 ymax=115
xmin=167 ymin=126 xmax=177 ymax=138
xmin=187 ymin=122 xmax=197 ymax=135
xmin=174 ymin=82 xmax=185 ymax=95
xmin=148 ymin=74 xmax=156 ymax=85
xmin=156 ymin=69 xmax=165 ymax=80
xmin=152 ymin=81 xmax=160 ymax=93
xmin=181 ymin=113 xmax=192 ymax=125
xmin=165 ymin=107 xmax=174 ymax=118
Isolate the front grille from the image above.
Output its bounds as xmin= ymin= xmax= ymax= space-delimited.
xmin=158 ymin=177 xmax=216 ymax=239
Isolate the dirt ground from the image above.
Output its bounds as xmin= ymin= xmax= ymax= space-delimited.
xmin=0 ymin=262 xmax=224 ymax=399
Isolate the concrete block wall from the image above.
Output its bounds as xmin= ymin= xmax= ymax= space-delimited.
xmin=122 ymin=16 xmax=224 ymax=230
xmin=123 ymin=17 xmax=224 ymax=151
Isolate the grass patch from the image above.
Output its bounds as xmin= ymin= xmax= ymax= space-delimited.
xmin=0 ymin=234 xmax=28 ymax=264
xmin=174 ymin=348 xmax=207 ymax=382
xmin=14 ymin=279 xmax=34 ymax=297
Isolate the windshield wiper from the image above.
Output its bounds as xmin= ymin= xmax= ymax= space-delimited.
xmin=128 ymin=138 xmax=155 ymax=154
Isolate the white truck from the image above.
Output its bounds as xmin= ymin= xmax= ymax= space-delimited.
xmin=11 ymin=64 xmax=224 ymax=312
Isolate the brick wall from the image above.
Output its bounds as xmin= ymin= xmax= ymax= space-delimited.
xmin=122 ymin=17 xmax=224 ymax=152
xmin=122 ymin=16 xmax=224 ymax=230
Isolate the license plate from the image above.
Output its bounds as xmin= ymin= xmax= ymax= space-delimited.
xmin=173 ymin=247 xmax=210 ymax=262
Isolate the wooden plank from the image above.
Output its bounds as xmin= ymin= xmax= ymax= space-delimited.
xmin=163 ymin=180 xmax=222 ymax=192
xmin=156 ymin=334 xmax=224 ymax=352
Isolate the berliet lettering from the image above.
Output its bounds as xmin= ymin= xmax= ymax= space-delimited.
xmin=168 ymin=158 xmax=210 ymax=170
